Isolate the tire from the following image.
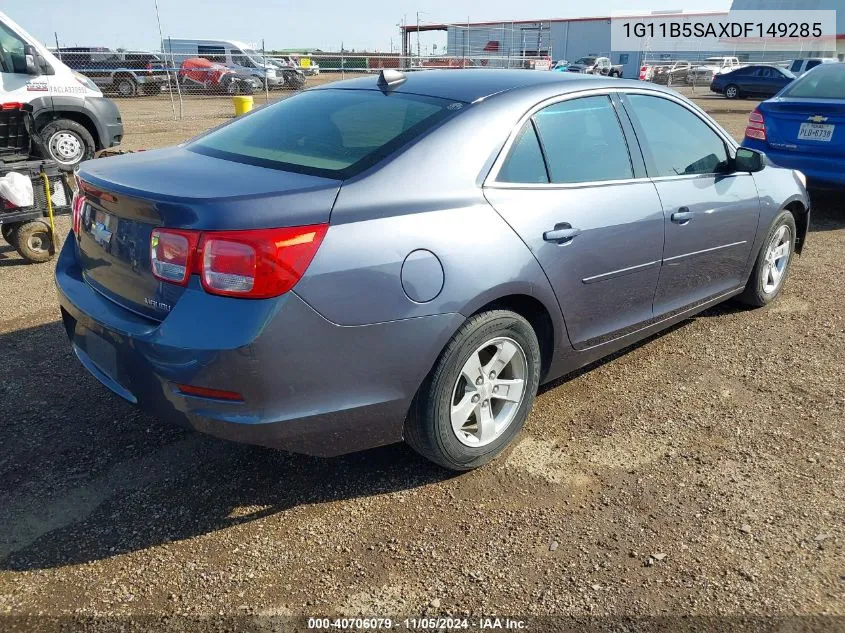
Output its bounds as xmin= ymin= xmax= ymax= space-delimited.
xmin=1 ymin=222 xmax=19 ymax=245
xmin=737 ymin=210 xmax=797 ymax=308
xmin=12 ymin=221 xmax=55 ymax=264
xmin=724 ymin=84 xmax=740 ymax=99
xmin=115 ymin=75 xmax=138 ymax=98
xmin=405 ymin=310 xmax=541 ymax=471
xmin=39 ymin=119 xmax=96 ymax=169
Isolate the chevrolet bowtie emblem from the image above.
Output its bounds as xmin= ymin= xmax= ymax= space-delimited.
xmin=808 ymin=115 xmax=828 ymax=123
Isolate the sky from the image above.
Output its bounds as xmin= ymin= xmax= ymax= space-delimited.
xmin=7 ymin=0 xmax=730 ymax=53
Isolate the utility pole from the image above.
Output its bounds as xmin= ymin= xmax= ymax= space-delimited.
xmin=417 ymin=11 xmax=421 ymax=59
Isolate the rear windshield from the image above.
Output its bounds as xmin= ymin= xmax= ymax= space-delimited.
xmin=189 ymin=89 xmax=463 ymax=178
xmin=781 ymin=63 xmax=845 ymax=99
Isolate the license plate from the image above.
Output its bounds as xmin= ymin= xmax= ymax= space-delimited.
xmin=797 ymin=122 xmax=834 ymax=142
xmin=85 ymin=332 xmax=118 ymax=379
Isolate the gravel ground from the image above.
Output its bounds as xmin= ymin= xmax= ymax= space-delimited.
xmin=0 ymin=87 xmax=843 ymax=631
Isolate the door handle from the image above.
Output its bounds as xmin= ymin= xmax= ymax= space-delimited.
xmin=543 ymin=223 xmax=581 ymax=243
xmin=671 ymin=207 xmax=693 ymax=224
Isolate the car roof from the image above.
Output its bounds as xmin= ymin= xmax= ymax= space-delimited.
xmin=313 ymin=69 xmax=629 ymax=103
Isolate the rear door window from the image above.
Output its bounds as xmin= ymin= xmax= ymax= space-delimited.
xmin=532 ymin=95 xmax=633 ymax=184
xmin=790 ymin=60 xmax=803 ymax=72
xmin=497 ymin=122 xmax=548 ymax=183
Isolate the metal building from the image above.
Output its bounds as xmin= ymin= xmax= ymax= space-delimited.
xmin=402 ymin=1 xmax=844 ymax=78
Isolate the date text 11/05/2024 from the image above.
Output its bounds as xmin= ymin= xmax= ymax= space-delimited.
xmin=623 ymin=21 xmax=823 ymax=39
xmin=307 ymin=617 xmax=527 ymax=630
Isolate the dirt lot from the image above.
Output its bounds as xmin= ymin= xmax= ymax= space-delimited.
xmin=0 ymin=84 xmax=843 ymax=630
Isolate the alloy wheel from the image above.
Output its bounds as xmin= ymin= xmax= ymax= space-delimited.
xmin=761 ymin=225 xmax=791 ymax=294
xmin=450 ymin=337 xmax=527 ymax=447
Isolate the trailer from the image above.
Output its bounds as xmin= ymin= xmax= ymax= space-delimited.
xmin=0 ymin=104 xmax=73 ymax=264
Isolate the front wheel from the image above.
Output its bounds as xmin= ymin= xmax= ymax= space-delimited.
xmin=39 ymin=119 xmax=96 ymax=168
xmin=737 ymin=211 xmax=796 ymax=307
xmin=405 ymin=310 xmax=541 ymax=471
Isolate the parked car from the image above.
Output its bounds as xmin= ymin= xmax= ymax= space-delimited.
xmin=177 ymin=57 xmax=260 ymax=94
xmin=289 ymin=54 xmax=320 ymax=76
xmin=57 ymin=70 xmax=809 ymax=471
xmin=651 ymin=61 xmax=692 ymax=85
xmin=567 ymin=56 xmax=622 ymax=77
xmin=787 ymin=57 xmax=838 ymax=77
xmin=639 ymin=60 xmax=690 ymax=83
xmin=53 ymin=48 xmax=169 ymax=97
xmin=164 ymin=39 xmax=283 ymax=88
xmin=254 ymin=55 xmax=307 ymax=89
xmin=552 ymin=60 xmax=569 ymax=72
xmin=743 ymin=62 xmax=845 ymax=188
xmin=711 ymin=65 xmax=795 ymax=99
xmin=0 ymin=10 xmax=123 ymax=167
xmin=686 ymin=56 xmax=742 ymax=85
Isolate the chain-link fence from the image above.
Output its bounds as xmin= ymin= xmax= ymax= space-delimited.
xmin=634 ymin=49 xmax=837 ymax=90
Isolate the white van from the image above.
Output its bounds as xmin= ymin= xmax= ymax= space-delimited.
xmin=163 ymin=39 xmax=282 ymax=87
xmin=0 ymin=11 xmax=123 ymax=167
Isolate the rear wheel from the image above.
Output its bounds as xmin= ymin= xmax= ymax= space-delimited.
xmin=12 ymin=221 xmax=54 ymax=263
xmin=724 ymin=84 xmax=740 ymax=99
xmin=737 ymin=211 xmax=796 ymax=307
xmin=405 ymin=310 xmax=541 ymax=471
xmin=115 ymin=75 xmax=138 ymax=98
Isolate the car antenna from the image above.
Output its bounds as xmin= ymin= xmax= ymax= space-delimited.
xmin=377 ymin=69 xmax=406 ymax=92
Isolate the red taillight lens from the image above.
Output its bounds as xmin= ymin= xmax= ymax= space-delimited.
xmin=197 ymin=224 xmax=327 ymax=298
xmin=149 ymin=224 xmax=327 ymax=299
xmin=71 ymin=190 xmax=85 ymax=236
xmin=745 ymin=109 xmax=767 ymax=141
xmin=151 ymin=228 xmax=198 ymax=285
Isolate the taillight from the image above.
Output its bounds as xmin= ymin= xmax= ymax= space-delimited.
xmin=150 ymin=224 xmax=327 ymax=298
xmin=745 ymin=109 xmax=766 ymax=141
xmin=197 ymin=225 xmax=327 ymax=298
xmin=71 ymin=189 xmax=85 ymax=236
xmin=150 ymin=228 xmax=199 ymax=285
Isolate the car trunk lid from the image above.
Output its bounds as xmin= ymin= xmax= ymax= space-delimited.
xmin=761 ymin=99 xmax=845 ymax=157
xmin=75 ymin=146 xmax=341 ymax=321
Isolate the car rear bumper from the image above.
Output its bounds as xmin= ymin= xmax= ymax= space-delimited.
xmin=744 ymin=139 xmax=845 ymax=187
xmin=55 ymin=238 xmax=462 ymax=456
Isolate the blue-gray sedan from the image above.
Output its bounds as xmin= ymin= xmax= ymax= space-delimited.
xmin=56 ymin=70 xmax=809 ymax=470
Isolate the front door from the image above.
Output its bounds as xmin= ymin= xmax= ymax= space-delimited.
xmin=484 ymin=94 xmax=665 ymax=349
xmin=621 ymin=93 xmax=760 ymax=316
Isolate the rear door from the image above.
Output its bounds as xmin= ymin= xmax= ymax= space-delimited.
xmin=621 ymin=93 xmax=760 ymax=316
xmin=484 ymin=93 xmax=665 ymax=350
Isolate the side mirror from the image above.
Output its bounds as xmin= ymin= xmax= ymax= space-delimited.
xmin=734 ymin=147 xmax=764 ymax=173
xmin=24 ymin=45 xmax=52 ymax=76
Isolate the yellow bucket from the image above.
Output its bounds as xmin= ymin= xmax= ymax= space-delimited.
xmin=232 ymin=95 xmax=253 ymax=116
